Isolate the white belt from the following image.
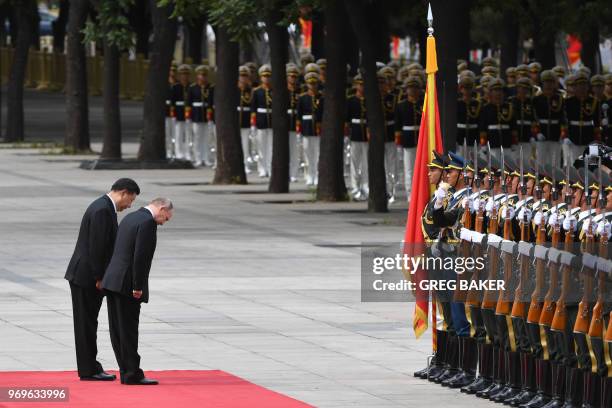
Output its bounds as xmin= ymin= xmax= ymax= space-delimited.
xmin=386 ymin=120 xmax=395 ymax=126
xmin=192 ymin=102 xmax=204 ymax=107
xmin=457 ymin=123 xmax=477 ymax=129
xmin=351 ymin=118 xmax=366 ymax=124
xmin=539 ymin=119 xmax=559 ymax=125
xmin=302 ymin=115 xmax=313 ymax=120
xmin=287 ymin=109 xmax=296 ymax=114
xmin=569 ymin=120 xmax=593 ymax=126
xmin=165 ymin=99 xmax=171 ymax=105
xmin=516 ymin=119 xmax=532 ymax=126
xmin=488 ymin=124 xmax=510 ymax=130
xmin=175 ymin=101 xmax=185 ymax=106
xmin=257 ymin=108 xmax=271 ymax=113
xmin=237 ymin=106 xmax=250 ymax=112
xmin=402 ymin=125 xmax=418 ymax=131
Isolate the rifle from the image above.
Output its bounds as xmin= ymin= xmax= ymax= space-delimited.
xmin=496 ymin=145 xmax=515 ymax=316
xmin=527 ymin=149 xmax=547 ymax=323
xmin=539 ymin=153 xmax=561 ymax=327
xmin=457 ymin=140 xmax=475 ymax=303
xmin=551 ymin=161 xmax=575 ymax=332
xmin=588 ymin=157 xmax=608 ymax=339
xmin=482 ymin=145 xmax=502 ymax=310
xmin=574 ymin=158 xmax=596 ymax=334
xmin=511 ymin=145 xmax=532 ymax=319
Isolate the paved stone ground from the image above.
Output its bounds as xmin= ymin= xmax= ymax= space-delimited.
xmin=0 ymin=91 xmax=496 ymax=407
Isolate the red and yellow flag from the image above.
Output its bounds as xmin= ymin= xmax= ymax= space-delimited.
xmin=403 ymin=31 xmax=444 ymax=339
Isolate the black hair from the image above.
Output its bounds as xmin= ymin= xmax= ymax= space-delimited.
xmin=111 ymin=178 xmax=140 ymax=195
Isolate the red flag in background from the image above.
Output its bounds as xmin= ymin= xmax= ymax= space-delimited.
xmin=403 ymin=21 xmax=444 ymax=339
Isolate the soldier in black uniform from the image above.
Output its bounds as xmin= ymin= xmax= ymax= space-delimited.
xmin=170 ymin=64 xmax=192 ymax=160
xmin=380 ymin=70 xmax=398 ymax=201
xmin=187 ymin=65 xmax=214 ymax=167
xmin=316 ymin=58 xmax=327 ymax=91
xmin=602 ymin=75 xmax=612 ymax=146
xmin=165 ymin=63 xmax=177 ymax=159
xmin=296 ymin=71 xmax=324 ymax=186
xmin=564 ymin=73 xmax=600 ymax=167
xmin=457 ymin=76 xmax=482 ymax=157
xmin=395 ymin=76 xmax=422 ymax=199
xmin=533 ymin=70 xmax=566 ymax=169
xmin=237 ymin=65 xmax=253 ymax=174
xmin=287 ymin=63 xmax=301 ymax=182
xmin=505 ymin=67 xmax=517 ymax=98
xmin=479 ymin=78 xmax=517 ymax=161
xmin=510 ymin=77 xmax=538 ymax=160
xmin=345 ymin=74 xmax=369 ymax=199
xmin=250 ymin=64 xmax=273 ymax=178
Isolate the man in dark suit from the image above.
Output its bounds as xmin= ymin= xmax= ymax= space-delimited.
xmin=65 ymin=178 xmax=140 ymax=381
xmin=102 ymin=197 xmax=174 ymax=385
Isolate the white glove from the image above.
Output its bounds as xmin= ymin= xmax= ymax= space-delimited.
xmin=533 ymin=211 xmax=546 ymax=226
xmin=562 ymin=138 xmax=572 ymax=146
xmin=602 ymin=118 xmax=609 ymax=127
xmin=485 ymin=197 xmax=498 ymax=215
xmin=563 ymin=214 xmax=577 ymax=231
xmin=530 ymin=136 xmax=536 ymax=144
xmin=518 ymin=207 xmax=532 ymax=223
xmin=462 ymin=197 xmax=472 ymax=211
xmin=472 ymin=198 xmax=481 ymax=212
xmin=581 ymin=219 xmax=595 ymax=236
xmin=250 ymin=125 xmax=257 ymax=134
xmin=501 ymin=206 xmax=515 ymax=220
xmin=433 ymin=186 xmax=447 ymax=209
xmin=596 ymin=220 xmax=611 ymax=237
xmin=537 ymin=133 xmax=546 ymax=142
xmin=547 ymin=211 xmax=562 ymax=228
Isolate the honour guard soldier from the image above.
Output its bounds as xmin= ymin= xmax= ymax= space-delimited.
xmin=188 ymin=65 xmax=214 ymax=167
xmin=245 ymin=62 xmax=259 ymax=88
xmin=380 ymin=70 xmax=398 ymax=201
xmin=165 ymin=63 xmax=177 ymax=159
xmin=287 ymin=63 xmax=301 ymax=182
xmin=516 ymin=64 xmax=529 ymax=80
xmin=528 ymin=62 xmax=542 ymax=88
xmin=457 ymin=76 xmax=482 ymax=158
xmin=316 ymin=58 xmax=327 ymax=90
xmin=170 ymin=64 xmax=192 ymax=160
xmin=477 ymin=75 xmax=493 ymax=104
xmin=533 ymin=70 xmax=566 ymax=168
xmin=345 ymin=74 xmax=369 ymax=199
xmin=237 ymin=65 xmax=253 ymax=174
xmin=250 ymin=64 xmax=273 ymax=178
xmin=505 ymin=67 xmax=517 ymax=97
xmin=552 ymin=66 xmax=567 ymax=90
xmin=395 ymin=76 xmax=422 ymax=199
xmin=479 ymin=78 xmax=517 ymax=161
xmin=296 ymin=71 xmax=324 ymax=186
xmin=510 ymin=78 xmax=539 ymax=159
xmin=563 ymin=73 xmax=601 ymax=167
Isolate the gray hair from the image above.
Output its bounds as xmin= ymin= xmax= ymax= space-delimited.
xmin=150 ymin=197 xmax=173 ymax=210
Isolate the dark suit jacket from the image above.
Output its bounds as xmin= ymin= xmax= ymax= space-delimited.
xmin=65 ymin=195 xmax=118 ymax=288
xmin=102 ymin=208 xmax=157 ymax=303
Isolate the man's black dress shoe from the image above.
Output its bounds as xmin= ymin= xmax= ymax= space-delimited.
xmin=123 ymin=377 xmax=158 ymax=385
xmin=80 ymin=372 xmax=116 ymax=381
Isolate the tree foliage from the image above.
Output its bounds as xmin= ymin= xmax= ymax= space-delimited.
xmin=83 ymin=0 xmax=134 ymax=50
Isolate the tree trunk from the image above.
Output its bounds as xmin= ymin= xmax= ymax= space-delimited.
xmin=499 ymin=8 xmax=518 ymax=72
xmin=266 ymin=6 xmax=290 ymax=193
xmin=138 ymin=0 xmax=178 ymax=161
xmin=186 ymin=16 xmax=205 ymax=64
xmin=368 ymin=2 xmax=389 ymax=63
xmin=239 ymin=38 xmax=254 ymax=63
xmin=456 ymin=0 xmax=471 ymax=62
xmin=52 ymin=0 xmax=69 ymax=53
xmin=65 ymin=0 xmax=90 ymax=152
xmin=4 ymin=1 xmax=34 ymax=142
xmin=129 ymin=0 xmax=151 ymax=57
xmin=345 ymin=0 xmax=387 ymax=212
xmin=580 ymin=24 xmax=599 ymax=73
xmin=432 ymin=0 xmax=459 ymax=152
xmin=212 ymin=26 xmax=246 ymax=184
xmin=311 ymin=11 xmax=325 ymax=60
xmin=317 ymin=0 xmax=348 ymax=201
xmin=101 ymin=43 xmax=121 ymax=159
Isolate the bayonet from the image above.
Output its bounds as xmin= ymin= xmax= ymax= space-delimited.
xmin=473 ymin=140 xmax=480 ymax=189
xmin=598 ymin=156 xmax=605 ymax=210
xmin=519 ymin=145 xmax=526 ymax=197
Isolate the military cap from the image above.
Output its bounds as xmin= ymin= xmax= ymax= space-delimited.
xmin=516 ymin=64 xmax=529 ymax=76
xmin=458 ymin=59 xmax=467 ymax=66
xmin=398 ymin=65 xmax=411 ymax=79
xmin=516 ymin=77 xmax=532 ymax=89
xmin=387 ymin=60 xmax=401 ymax=70
xmin=481 ymin=66 xmax=499 ymax=77
xmin=528 ymin=62 xmax=542 ymax=73
xmin=539 ymin=164 xmax=553 ymax=185
xmin=578 ymin=66 xmax=591 ymax=78
xmin=195 ymin=65 xmax=209 ymax=75
xmin=177 ymin=64 xmax=192 ymax=74
xmin=286 ymin=63 xmax=299 ymax=76
xmin=304 ymin=71 xmax=320 ymax=83
xmin=300 ymin=53 xmax=314 ymax=65
xmin=428 ymin=151 xmax=447 ymax=169
xmin=458 ymin=61 xmax=468 ymax=72
xmin=544 ymin=164 xmax=565 ymax=187
xmin=258 ymin=64 xmax=272 ymax=76
xmin=552 ymin=66 xmax=566 ymax=78
xmin=569 ymin=167 xmax=583 ymax=189
xmin=404 ymin=75 xmax=422 ymax=88
xmin=565 ymin=74 xmax=577 ymax=87
xmin=377 ymin=71 xmax=387 ymax=82
xmin=590 ymin=74 xmax=605 ymax=86
xmin=459 ymin=75 xmax=475 ymax=88
xmin=379 ymin=66 xmax=395 ymax=79
xmin=480 ymin=75 xmax=493 ymax=87
xmin=460 ymin=70 xmax=476 ymax=80
xmin=605 ymin=74 xmax=612 ymax=85
xmin=304 ymin=62 xmax=320 ymax=74
xmin=407 ymin=62 xmax=423 ymax=71
xmin=476 ymin=157 xmax=488 ymax=174
xmin=505 ymin=67 xmax=517 ymax=77
xmin=353 ymin=73 xmax=363 ymax=84
xmin=487 ymin=77 xmax=505 ymax=90
xmin=574 ymin=72 xmax=589 ymax=85
xmin=540 ymin=69 xmax=556 ymax=82
xmin=245 ymin=61 xmax=257 ymax=72
xmin=170 ymin=62 xmax=178 ymax=72
xmin=482 ymin=56 xmax=497 ymax=67
xmin=315 ymin=58 xmax=327 ymax=68
xmin=446 ymin=152 xmax=466 ymax=171
xmin=238 ymin=65 xmax=250 ymax=76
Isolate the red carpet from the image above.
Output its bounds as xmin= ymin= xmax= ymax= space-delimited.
xmin=0 ymin=370 xmax=313 ymax=407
